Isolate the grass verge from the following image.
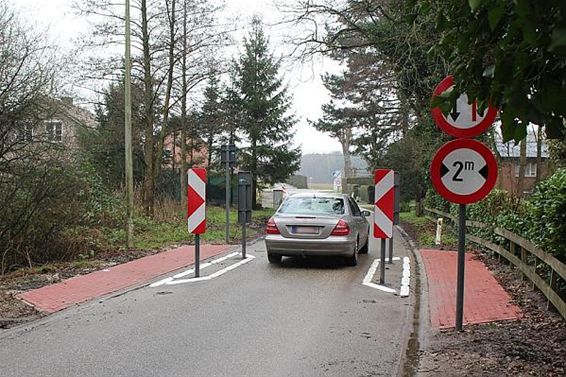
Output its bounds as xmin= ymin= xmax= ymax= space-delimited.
xmin=399 ymin=211 xmax=457 ymax=249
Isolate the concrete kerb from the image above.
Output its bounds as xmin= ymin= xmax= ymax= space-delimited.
xmin=396 ymin=225 xmax=432 ymax=377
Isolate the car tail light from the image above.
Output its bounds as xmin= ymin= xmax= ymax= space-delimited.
xmin=266 ymin=217 xmax=280 ymax=234
xmin=331 ymin=219 xmax=350 ymax=236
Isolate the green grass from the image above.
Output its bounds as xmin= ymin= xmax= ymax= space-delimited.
xmin=399 ymin=211 xmax=458 ymax=248
xmin=104 ymin=205 xmax=275 ymax=251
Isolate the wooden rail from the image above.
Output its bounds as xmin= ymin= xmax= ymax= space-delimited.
xmin=424 ymin=207 xmax=566 ymax=320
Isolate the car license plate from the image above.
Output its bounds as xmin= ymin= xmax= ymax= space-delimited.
xmin=292 ymin=226 xmax=319 ymax=234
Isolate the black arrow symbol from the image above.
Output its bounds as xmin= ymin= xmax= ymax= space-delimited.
xmin=441 ymin=163 xmax=449 ymax=178
xmin=479 ymin=165 xmax=488 ymax=180
xmin=450 ymin=96 xmax=460 ymax=121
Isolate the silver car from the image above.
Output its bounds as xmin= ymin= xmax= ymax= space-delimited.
xmin=264 ymin=193 xmax=371 ymax=265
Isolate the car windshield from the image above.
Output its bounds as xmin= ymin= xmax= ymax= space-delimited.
xmin=278 ymin=196 xmax=345 ymax=215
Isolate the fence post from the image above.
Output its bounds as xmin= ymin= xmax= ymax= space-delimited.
xmin=548 ymin=269 xmax=557 ymax=311
xmin=521 ymin=246 xmax=527 ymax=281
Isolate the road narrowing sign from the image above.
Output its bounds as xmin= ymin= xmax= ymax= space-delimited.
xmin=187 ymin=168 xmax=207 ymax=234
xmin=430 ymin=139 xmax=497 ymax=204
xmin=373 ymin=169 xmax=394 ymax=239
xmin=431 ymin=75 xmax=498 ymax=139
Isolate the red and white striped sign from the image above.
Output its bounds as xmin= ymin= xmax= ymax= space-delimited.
xmin=187 ymin=168 xmax=206 ymax=234
xmin=374 ymin=169 xmax=394 ymax=239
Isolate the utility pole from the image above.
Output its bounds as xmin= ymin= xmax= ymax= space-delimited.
xmin=124 ymin=0 xmax=134 ymax=248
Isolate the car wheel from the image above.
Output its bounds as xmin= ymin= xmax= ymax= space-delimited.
xmin=346 ymin=239 xmax=358 ymax=266
xmin=359 ymin=238 xmax=369 ymax=254
xmin=267 ymin=253 xmax=282 ymax=264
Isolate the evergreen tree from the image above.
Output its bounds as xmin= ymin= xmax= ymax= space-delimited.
xmin=229 ymin=18 xmax=301 ymax=208
xmin=200 ymin=73 xmax=223 ymax=170
xmin=84 ymin=82 xmax=146 ymax=189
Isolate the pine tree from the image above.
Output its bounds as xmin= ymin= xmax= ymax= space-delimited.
xmin=229 ymin=17 xmax=301 ymax=208
xmin=200 ymin=73 xmax=223 ymax=170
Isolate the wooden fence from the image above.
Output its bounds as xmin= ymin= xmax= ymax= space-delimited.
xmin=424 ymin=207 xmax=566 ymax=320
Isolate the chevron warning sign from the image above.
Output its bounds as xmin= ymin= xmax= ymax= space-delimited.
xmin=374 ymin=169 xmax=394 ymax=239
xmin=187 ymin=168 xmax=207 ymax=234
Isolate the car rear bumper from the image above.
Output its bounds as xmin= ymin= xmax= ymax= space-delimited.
xmin=264 ymin=235 xmax=356 ymax=257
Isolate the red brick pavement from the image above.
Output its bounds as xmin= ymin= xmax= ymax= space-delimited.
xmin=420 ymin=249 xmax=522 ymax=329
xmin=17 ymin=244 xmax=231 ymax=313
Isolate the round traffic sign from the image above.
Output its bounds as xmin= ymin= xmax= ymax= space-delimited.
xmin=430 ymin=139 xmax=497 ymax=204
xmin=431 ymin=76 xmax=497 ymax=138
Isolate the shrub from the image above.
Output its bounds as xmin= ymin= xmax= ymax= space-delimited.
xmin=526 ymin=168 xmax=566 ymax=262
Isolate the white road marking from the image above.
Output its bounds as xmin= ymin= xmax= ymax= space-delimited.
xmin=168 ymin=255 xmax=255 ymax=285
xmin=400 ymin=256 xmax=411 ymax=297
xmin=362 ymin=258 xmax=399 ymax=294
xmin=150 ymin=252 xmax=255 ymax=287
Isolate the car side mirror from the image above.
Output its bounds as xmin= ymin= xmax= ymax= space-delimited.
xmin=361 ymin=210 xmax=371 ymax=217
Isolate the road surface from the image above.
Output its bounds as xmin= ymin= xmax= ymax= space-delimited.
xmin=0 ymin=231 xmax=413 ymax=377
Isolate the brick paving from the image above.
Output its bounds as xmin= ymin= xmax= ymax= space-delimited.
xmin=420 ymin=249 xmax=523 ymax=329
xmin=17 ymin=244 xmax=231 ymax=313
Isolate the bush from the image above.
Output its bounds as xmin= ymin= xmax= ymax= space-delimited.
xmin=425 ymin=171 xmax=566 ymax=263
xmin=526 ymin=168 xmax=566 ymax=262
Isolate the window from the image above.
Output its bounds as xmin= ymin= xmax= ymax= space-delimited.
xmin=514 ymin=162 xmax=537 ymax=178
xmin=348 ymin=197 xmax=362 ymax=217
xmin=16 ymin=124 xmax=34 ymax=143
xmin=278 ymin=197 xmax=345 ymax=215
xmin=46 ymin=121 xmax=62 ymax=142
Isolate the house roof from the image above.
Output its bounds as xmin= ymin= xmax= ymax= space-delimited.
xmin=494 ymin=127 xmax=550 ymax=158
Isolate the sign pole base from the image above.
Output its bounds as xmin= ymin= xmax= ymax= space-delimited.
xmin=380 ymin=238 xmax=386 ymax=284
xmin=225 ymin=161 xmax=230 ymax=244
xmin=241 ymin=224 xmax=246 ymax=259
xmin=195 ymin=234 xmax=200 ymax=278
xmin=388 ymin=235 xmax=394 ymax=264
xmin=456 ymin=204 xmax=466 ymax=331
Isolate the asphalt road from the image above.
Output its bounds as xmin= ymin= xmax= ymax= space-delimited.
xmin=0 ymin=233 xmax=413 ymax=377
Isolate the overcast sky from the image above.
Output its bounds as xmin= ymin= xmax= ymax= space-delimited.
xmin=10 ymin=0 xmax=342 ymax=154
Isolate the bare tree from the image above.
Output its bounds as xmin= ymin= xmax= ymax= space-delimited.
xmin=75 ymin=0 xmax=232 ymax=216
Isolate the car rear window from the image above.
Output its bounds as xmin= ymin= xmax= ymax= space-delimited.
xmin=278 ymin=197 xmax=345 ymax=215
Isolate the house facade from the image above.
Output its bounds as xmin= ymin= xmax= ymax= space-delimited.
xmin=16 ymin=96 xmax=97 ymax=149
xmin=495 ymin=132 xmax=550 ymax=196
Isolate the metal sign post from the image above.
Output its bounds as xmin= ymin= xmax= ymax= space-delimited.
xmin=194 ymin=234 xmax=200 ymax=277
xmin=456 ymin=204 xmax=466 ymax=330
xmin=221 ymin=144 xmax=236 ymax=244
xmin=187 ymin=168 xmax=207 ymax=278
xmin=238 ymin=171 xmax=253 ymax=259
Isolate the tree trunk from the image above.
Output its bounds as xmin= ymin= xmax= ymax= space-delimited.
xmin=517 ymin=138 xmax=527 ymax=196
xmin=153 ymin=0 xmax=176 ymax=184
xmin=251 ymin=138 xmax=259 ymax=209
xmin=341 ymin=129 xmax=353 ymax=178
xmin=535 ymin=124 xmax=543 ymax=185
xmin=341 ymin=129 xmax=353 ymax=195
xmin=141 ymin=0 xmax=155 ymax=217
xmin=179 ymin=1 xmax=188 ymax=210
xmin=207 ymin=132 xmax=214 ymax=169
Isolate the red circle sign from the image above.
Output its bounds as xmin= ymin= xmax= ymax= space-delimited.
xmin=431 ymin=76 xmax=498 ymax=138
xmin=430 ymin=139 xmax=498 ymax=204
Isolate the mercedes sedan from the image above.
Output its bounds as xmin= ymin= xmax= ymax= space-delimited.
xmin=264 ymin=193 xmax=371 ymax=266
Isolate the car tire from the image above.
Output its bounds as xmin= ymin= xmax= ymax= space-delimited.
xmin=267 ymin=253 xmax=282 ymax=264
xmin=359 ymin=238 xmax=369 ymax=254
xmin=346 ymin=239 xmax=358 ymax=266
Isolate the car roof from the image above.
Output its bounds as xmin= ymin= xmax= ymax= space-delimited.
xmin=287 ymin=192 xmax=349 ymax=200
